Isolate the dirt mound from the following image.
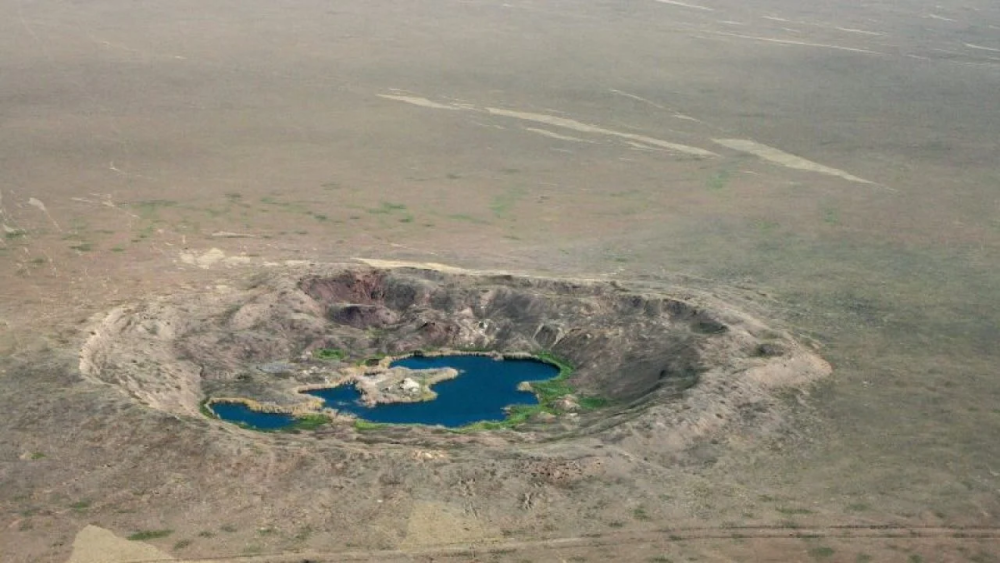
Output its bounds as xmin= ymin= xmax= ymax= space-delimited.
xmin=78 ymin=264 xmax=830 ymax=447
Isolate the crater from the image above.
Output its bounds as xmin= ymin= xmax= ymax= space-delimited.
xmin=78 ymin=264 xmax=830 ymax=446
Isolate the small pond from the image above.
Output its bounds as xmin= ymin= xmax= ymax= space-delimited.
xmin=208 ymin=401 xmax=297 ymax=430
xmin=210 ymin=355 xmax=561 ymax=430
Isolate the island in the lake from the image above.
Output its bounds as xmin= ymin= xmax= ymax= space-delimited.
xmin=203 ymin=350 xmax=566 ymax=430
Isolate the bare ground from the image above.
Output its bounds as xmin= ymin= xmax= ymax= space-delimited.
xmin=2 ymin=0 xmax=1000 ymax=561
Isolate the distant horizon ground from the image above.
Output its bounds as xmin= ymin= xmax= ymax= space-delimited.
xmin=2 ymin=0 xmax=999 ymax=561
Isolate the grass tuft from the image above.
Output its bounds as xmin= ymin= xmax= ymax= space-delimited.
xmin=808 ymin=546 xmax=835 ymax=559
xmin=127 ymin=529 xmax=173 ymax=541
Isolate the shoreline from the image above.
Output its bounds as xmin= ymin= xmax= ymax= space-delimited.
xmin=204 ymin=349 xmax=569 ymax=425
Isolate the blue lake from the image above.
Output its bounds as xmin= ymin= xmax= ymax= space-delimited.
xmin=307 ymin=355 xmax=559 ymax=427
xmin=208 ymin=401 xmax=297 ymax=430
xmin=210 ymin=355 xmax=560 ymax=429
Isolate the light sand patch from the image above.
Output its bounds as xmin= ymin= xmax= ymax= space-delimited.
xmin=524 ymin=127 xmax=590 ymax=142
xmin=713 ymin=139 xmax=876 ymax=184
xmin=68 ymin=525 xmax=172 ymax=563
xmin=673 ymin=113 xmax=703 ymax=123
xmin=609 ymin=88 xmax=668 ymax=110
xmin=377 ymin=94 xmax=460 ymax=110
xmin=835 ymin=27 xmax=883 ymax=36
xmin=210 ymin=231 xmax=257 ymax=238
xmin=964 ymin=43 xmax=1000 ymax=53
xmin=28 ymin=197 xmax=62 ymax=231
xmin=376 ymin=91 xmax=716 ymax=157
xmin=710 ymin=31 xmax=883 ymax=55
xmin=401 ymin=501 xmax=489 ymax=547
xmin=179 ymin=248 xmax=252 ymax=269
xmin=353 ymin=258 xmax=610 ymax=283
xmin=355 ymin=258 xmax=473 ymax=274
xmin=625 ymin=141 xmax=660 ymax=151
xmin=605 ymin=90 xmax=706 ymax=123
xmin=67 ymin=525 xmax=222 ymax=563
xmin=653 ymin=0 xmax=714 ymax=12
xmin=486 ymin=107 xmax=716 ymax=157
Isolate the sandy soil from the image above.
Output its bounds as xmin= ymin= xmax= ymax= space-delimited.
xmin=2 ymin=0 xmax=1000 ymax=561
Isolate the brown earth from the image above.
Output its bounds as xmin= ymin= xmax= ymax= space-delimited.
xmin=2 ymin=0 xmax=1000 ymax=561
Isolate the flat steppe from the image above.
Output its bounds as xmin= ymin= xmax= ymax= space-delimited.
xmin=1 ymin=0 xmax=999 ymax=561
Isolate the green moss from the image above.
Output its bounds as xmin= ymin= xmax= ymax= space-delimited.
xmin=354 ymin=419 xmax=389 ymax=431
xmin=534 ymin=350 xmax=574 ymax=375
xmin=198 ymin=399 xmax=216 ymax=419
xmin=285 ymin=414 xmax=329 ymax=431
xmin=523 ymin=350 xmax=575 ymax=404
xmin=313 ymin=348 xmax=346 ymax=361
xmin=500 ymin=404 xmax=549 ymax=427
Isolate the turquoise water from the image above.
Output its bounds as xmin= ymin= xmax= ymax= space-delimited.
xmin=208 ymin=402 xmax=297 ymax=430
xmin=210 ymin=355 xmax=560 ymax=429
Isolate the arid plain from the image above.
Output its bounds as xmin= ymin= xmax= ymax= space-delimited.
xmin=2 ymin=0 xmax=1000 ymax=561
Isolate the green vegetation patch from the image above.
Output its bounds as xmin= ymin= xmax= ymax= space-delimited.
xmin=577 ymin=395 xmax=609 ymax=409
xmin=313 ymin=348 xmax=346 ymax=361
xmin=808 ymin=546 xmax=835 ymax=559
xmin=490 ymin=186 xmax=525 ymax=218
xmin=198 ymin=399 xmax=217 ymax=419
xmin=354 ymin=419 xmax=390 ymax=431
xmin=446 ymin=213 xmax=489 ymax=224
xmin=127 ymin=529 xmax=173 ymax=541
xmin=776 ymin=507 xmax=814 ymax=515
xmin=286 ymin=414 xmax=330 ymax=431
xmin=368 ymin=201 xmax=408 ymax=215
xmin=707 ymin=168 xmax=731 ymax=190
